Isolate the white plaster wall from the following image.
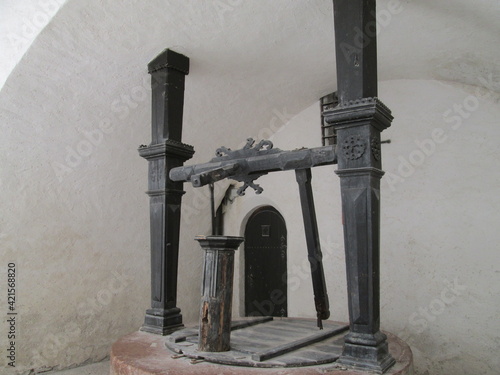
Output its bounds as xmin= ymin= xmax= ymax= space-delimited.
xmin=224 ymin=79 xmax=500 ymax=375
xmin=0 ymin=0 xmax=499 ymax=373
xmin=0 ymin=0 xmax=67 ymax=89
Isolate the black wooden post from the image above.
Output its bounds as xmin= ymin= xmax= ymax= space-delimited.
xmin=326 ymin=100 xmax=394 ymax=373
xmin=295 ymin=168 xmax=330 ymax=328
xmin=139 ymin=49 xmax=194 ymax=335
xmin=326 ymin=0 xmax=395 ymax=372
xmin=333 ymin=0 xmax=378 ymax=104
xmin=196 ymin=235 xmax=244 ymax=352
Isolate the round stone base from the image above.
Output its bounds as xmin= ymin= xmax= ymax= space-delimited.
xmin=110 ymin=323 xmax=413 ymax=375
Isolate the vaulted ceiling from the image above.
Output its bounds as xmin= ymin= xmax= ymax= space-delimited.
xmin=2 ymin=0 xmax=499 ymax=158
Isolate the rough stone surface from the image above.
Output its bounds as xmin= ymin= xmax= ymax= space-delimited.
xmin=110 ymin=328 xmax=413 ymax=375
xmin=46 ymin=360 xmax=110 ymax=375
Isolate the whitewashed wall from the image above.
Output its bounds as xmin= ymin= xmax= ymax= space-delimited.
xmin=0 ymin=1 xmax=498 ymax=374
xmin=224 ymin=79 xmax=500 ymax=375
xmin=0 ymin=0 xmax=66 ymax=89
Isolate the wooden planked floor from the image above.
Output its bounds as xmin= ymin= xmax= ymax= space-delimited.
xmin=166 ymin=317 xmax=349 ymax=368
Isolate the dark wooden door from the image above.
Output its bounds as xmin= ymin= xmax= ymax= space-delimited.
xmin=244 ymin=206 xmax=287 ymax=317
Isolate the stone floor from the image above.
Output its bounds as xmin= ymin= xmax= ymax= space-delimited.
xmin=111 ymin=328 xmax=413 ymax=375
xmin=46 ymin=361 xmax=110 ymax=375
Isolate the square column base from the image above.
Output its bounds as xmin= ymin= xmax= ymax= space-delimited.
xmin=338 ymin=332 xmax=395 ymax=374
xmin=141 ymin=308 xmax=184 ymax=335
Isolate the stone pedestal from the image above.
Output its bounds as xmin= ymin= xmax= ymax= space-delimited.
xmin=110 ymin=323 xmax=414 ymax=375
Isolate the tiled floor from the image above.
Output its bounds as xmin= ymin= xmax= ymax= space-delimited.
xmin=47 ymin=361 xmax=110 ymax=375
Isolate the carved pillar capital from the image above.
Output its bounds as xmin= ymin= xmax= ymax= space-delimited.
xmin=325 ymin=97 xmax=392 ymax=171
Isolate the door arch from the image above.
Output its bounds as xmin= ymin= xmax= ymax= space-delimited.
xmin=244 ymin=206 xmax=287 ymax=317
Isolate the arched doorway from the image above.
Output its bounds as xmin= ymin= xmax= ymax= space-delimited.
xmin=244 ymin=206 xmax=287 ymax=317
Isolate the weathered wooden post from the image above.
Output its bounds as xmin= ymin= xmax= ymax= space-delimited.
xmin=139 ymin=49 xmax=194 ymax=335
xmin=196 ymin=235 xmax=244 ymax=352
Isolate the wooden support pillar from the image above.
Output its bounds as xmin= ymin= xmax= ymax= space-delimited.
xmin=325 ymin=99 xmax=395 ymax=373
xmin=196 ymin=235 xmax=244 ymax=352
xmin=295 ymin=168 xmax=330 ymax=328
xmin=329 ymin=1 xmax=396 ymax=372
xmin=139 ymin=49 xmax=194 ymax=335
xmin=333 ymin=0 xmax=378 ymax=105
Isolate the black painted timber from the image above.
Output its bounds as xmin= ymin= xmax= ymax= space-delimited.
xmin=139 ymin=49 xmax=194 ymax=335
xmin=295 ymin=168 xmax=330 ymax=327
xmin=330 ymin=1 xmax=396 ymax=372
xmin=333 ymin=0 xmax=378 ymax=105
xmin=251 ymin=325 xmax=349 ymax=362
